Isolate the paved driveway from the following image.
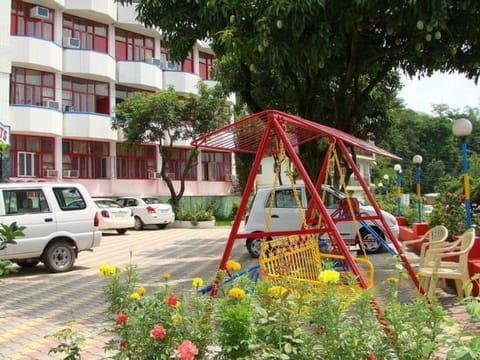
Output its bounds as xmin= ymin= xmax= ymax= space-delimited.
xmin=0 ymin=227 xmax=253 ymax=360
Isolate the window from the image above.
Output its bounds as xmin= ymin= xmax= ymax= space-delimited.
xmin=3 ymin=189 xmax=48 ymax=215
xmin=181 ymin=49 xmax=194 ymax=73
xmin=11 ymin=0 xmax=54 ymax=41
xmin=160 ymin=43 xmax=193 ymax=71
xmin=10 ymin=135 xmax=55 ymax=178
xmin=115 ymin=29 xmax=154 ymax=61
xmin=115 ymin=85 xmax=152 ymax=106
xmin=199 ymin=52 xmax=214 ymax=80
xmin=116 ymin=143 xmax=156 ymax=179
xmin=62 ymin=139 xmax=110 ymax=179
xmin=53 ymin=187 xmax=86 ymax=211
xmin=10 ymin=67 xmax=55 ymax=106
xmin=165 ymin=148 xmax=197 ymax=181
xmin=62 ymin=76 xmax=109 ymax=114
xmin=62 ymin=14 xmax=108 ymax=52
xmin=201 ymin=150 xmax=231 ymax=181
xmin=270 ymin=189 xmax=297 ymax=209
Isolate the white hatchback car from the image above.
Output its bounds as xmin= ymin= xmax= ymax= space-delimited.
xmin=93 ymin=198 xmax=134 ymax=234
xmin=116 ymin=196 xmax=175 ymax=230
xmin=244 ymin=184 xmax=399 ymax=258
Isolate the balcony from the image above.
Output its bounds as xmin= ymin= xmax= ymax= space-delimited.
xmin=31 ymin=0 xmax=65 ymax=8
xmin=116 ymin=61 xmax=162 ymax=91
xmin=9 ymin=105 xmax=63 ymax=136
xmin=63 ymin=0 xmax=116 ymax=24
xmin=63 ymin=112 xmax=117 ymax=140
xmin=116 ymin=3 xmax=161 ymax=36
xmin=163 ymin=71 xmax=202 ymax=96
xmin=63 ymin=49 xmax=116 ymax=81
xmin=11 ymin=36 xmax=62 ymax=72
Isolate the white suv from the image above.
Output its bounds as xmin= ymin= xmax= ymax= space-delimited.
xmin=0 ymin=182 xmax=102 ymax=272
xmin=244 ymin=184 xmax=399 ymax=258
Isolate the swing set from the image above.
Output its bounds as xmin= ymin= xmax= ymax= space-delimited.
xmin=191 ymin=110 xmax=422 ymax=298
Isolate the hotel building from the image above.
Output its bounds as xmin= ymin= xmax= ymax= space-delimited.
xmin=0 ymin=0 xmax=235 ymax=197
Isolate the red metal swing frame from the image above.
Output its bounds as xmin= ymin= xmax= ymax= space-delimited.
xmin=191 ymin=109 xmax=422 ymax=296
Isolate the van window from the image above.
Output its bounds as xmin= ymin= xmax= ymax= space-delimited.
xmin=269 ymin=189 xmax=298 ymax=208
xmin=53 ymin=187 xmax=86 ymax=210
xmin=3 ymin=189 xmax=48 ymax=214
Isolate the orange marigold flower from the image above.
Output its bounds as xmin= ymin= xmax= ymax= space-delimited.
xmin=135 ymin=286 xmax=146 ymax=296
xmin=226 ymin=259 xmax=241 ymax=272
xmin=228 ymin=287 xmax=245 ymax=299
xmin=162 ymin=273 xmax=171 ymax=281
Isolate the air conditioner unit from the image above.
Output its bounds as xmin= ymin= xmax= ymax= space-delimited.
xmin=30 ymin=6 xmax=50 ymax=20
xmin=148 ymin=58 xmax=162 ymax=66
xmin=63 ymin=170 xmax=79 ymax=178
xmin=165 ymin=61 xmax=177 ymax=70
xmin=148 ymin=171 xmax=162 ymax=179
xmin=166 ymin=172 xmax=176 ymax=180
xmin=63 ymin=105 xmax=74 ymax=112
xmin=44 ymin=169 xmax=58 ymax=178
xmin=43 ymin=100 xmax=59 ymax=109
xmin=64 ymin=37 xmax=80 ymax=49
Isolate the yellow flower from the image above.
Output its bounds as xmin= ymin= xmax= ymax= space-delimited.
xmin=267 ymin=286 xmax=288 ymax=299
xmin=129 ymin=292 xmax=140 ymax=300
xmin=135 ymin=286 xmax=146 ymax=296
xmin=192 ymin=277 xmax=204 ymax=288
xmin=171 ymin=313 xmax=183 ymax=324
xmin=162 ymin=273 xmax=171 ymax=281
xmin=99 ymin=263 xmax=116 ymax=277
xmin=318 ymin=269 xmax=340 ymax=284
xmin=228 ymin=287 xmax=245 ymax=299
xmin=226 ymin=260 xmax=241 ymax=272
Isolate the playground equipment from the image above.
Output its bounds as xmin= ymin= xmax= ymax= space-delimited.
xmin=191 ymin=110 xmax=422 ymax=297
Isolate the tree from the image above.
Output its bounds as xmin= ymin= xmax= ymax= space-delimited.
xmin=117 ymin=0 xmax=480 ymax=182
xmin=112 ymin=84 xmax=231 ymax=214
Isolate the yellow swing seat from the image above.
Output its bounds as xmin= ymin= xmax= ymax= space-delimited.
xmin=258 ymin=235 xmax=375 ymax=301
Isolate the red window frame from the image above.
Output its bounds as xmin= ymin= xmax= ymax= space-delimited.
xmin=115 ymin=28 xmax=154 ymax=61
xmin=62 ymin=76 xmax=110 ymax=114
xmin=62 ymin=14 xmax=108 ymax=52
xmin=11 ymin=0 xmax=54 ymax=41
xmin=10 ymin=135 xmax=55 ymax=178
xmin=116 ymin=144 xmax=156 ymax=179
xmin=199 ymin=51 xmax=214 ymax=80
xmin=10 ymin=67 xmax=55 ymax=106
xmin=201 ymin=150 xmax=231 ymax=181
xmin=161 ymin=43 xmax=194 ymax=73
xmin=62 ymin=139 xmax=110 ymax=179
xmin=165 ymin=148 xmax=197 ymax=181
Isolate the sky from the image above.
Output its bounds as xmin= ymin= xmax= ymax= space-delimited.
xmin=398 ymin=72 xmax=480 ymax=115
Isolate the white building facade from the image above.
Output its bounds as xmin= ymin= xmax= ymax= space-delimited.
xmin=1 ymin=0 xmax=235 ymax=197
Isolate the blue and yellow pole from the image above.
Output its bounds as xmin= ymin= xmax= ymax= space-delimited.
xmin=415 ymin=165 xmax=422 ymax=223
xmin=461 ymin=138 xmax=472 ymax=228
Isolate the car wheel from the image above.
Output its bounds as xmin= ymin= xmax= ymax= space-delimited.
xmin=359 ymin=228 xmax=384 ymax=254
xmin=15 ymin=260 xmax=39 ymax=268
xmin=134 ymin=216 xmax=144 ymax=230
xmin=156 ymin=224 xmax=167 ymax=229
xmin=246 ymin=238 xmax=262 ymax=258
xmin=43 ymin=241 xmax=75 ymax=273
xmin=116 ymin=229 xmax=127 ymax=235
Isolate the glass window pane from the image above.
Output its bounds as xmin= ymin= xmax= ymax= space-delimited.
xmin=26 ymin=70 xmax=41 ymax=85
xmin=95 ymin=83 xmax=108 ymax=96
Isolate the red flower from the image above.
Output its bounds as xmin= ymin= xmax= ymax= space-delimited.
xmin=119 ymin=341 xmax=127 ymax=349
xmin=115 ymin=312 xmax=129 ymax=324
xmin=366 ymin=355 xmax=377 ymax=360
xmin=177 ymin=340 xmax=199 ymax=360
xmin=167 ymin=294 xmax=179 ymax=307
xmin=150 ymin=325 xmax=167 ymax=340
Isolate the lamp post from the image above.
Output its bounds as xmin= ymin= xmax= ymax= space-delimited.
xmin=394 ymin=164 xmax=402 ymax=216
xmin=452 ymin=118 xmax=473 ymax=229
xmin=383 ymin=174 xmax=390 ymax=195
xmin=413 ymin=155 xmax=423 ymax=223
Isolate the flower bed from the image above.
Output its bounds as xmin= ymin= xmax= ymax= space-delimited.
xmin=93 ymin=260 xmax=480 ymax=360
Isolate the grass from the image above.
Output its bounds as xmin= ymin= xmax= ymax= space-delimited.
xmin=215 ymin=219 xmax=233 ymax=227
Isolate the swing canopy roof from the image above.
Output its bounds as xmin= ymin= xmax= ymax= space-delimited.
xmin=191 ymin=110 xmax=401 ymax=160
